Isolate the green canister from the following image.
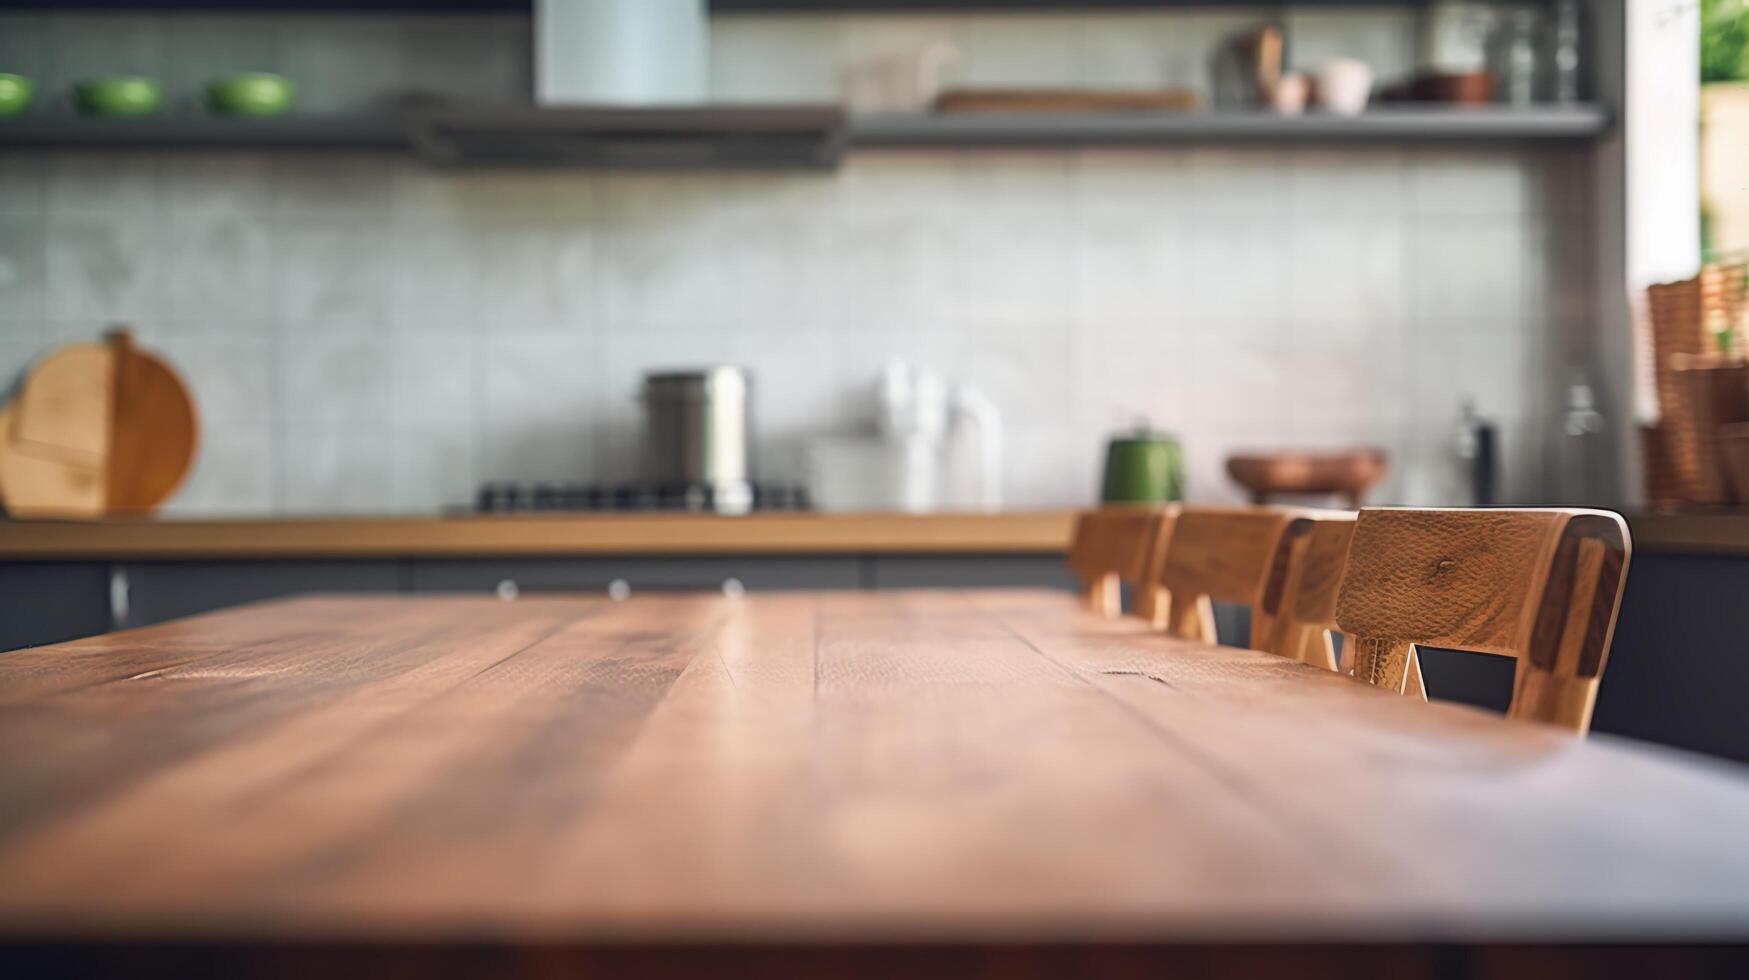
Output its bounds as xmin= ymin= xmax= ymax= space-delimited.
xmin=1100 ymin=426 xmax=1184 ymax=503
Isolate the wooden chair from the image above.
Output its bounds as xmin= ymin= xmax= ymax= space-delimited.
xmin=1261 ymin=513 xmax=1428 ymax=698
xmin=1333 ymin=508 xmax=1631 ymax=734
xmin=1067 ymin=506 xmax=1173 ymax=623
xmin=1153 ymin=505 xmax=1311 ymax=647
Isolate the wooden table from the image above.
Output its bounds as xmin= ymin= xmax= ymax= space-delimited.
xmin=4 ymin=591 xmax=1749 ymax=976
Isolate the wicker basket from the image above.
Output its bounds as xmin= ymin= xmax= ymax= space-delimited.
xmin=1645 ymin=261 xmax=1749 ymax=502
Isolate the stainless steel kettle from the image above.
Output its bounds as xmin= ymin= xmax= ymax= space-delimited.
xmin=639 ymin=367 xmax=753 ymax=513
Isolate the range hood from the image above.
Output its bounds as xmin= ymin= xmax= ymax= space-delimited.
xmin=404 ymin=0 xmax=845 ymax=168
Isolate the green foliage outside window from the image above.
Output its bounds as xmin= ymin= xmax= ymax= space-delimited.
xmin=1704 ymin=0 xmax=1749 ymax=83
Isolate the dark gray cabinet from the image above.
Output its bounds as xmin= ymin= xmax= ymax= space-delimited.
xmin=408 ymin=557 xmax=863 ymax=595
xmin=867 ymin=554 xmax=1076 ymax=590
xmin=0 ymin=562 xmax=114 ymax=652
xmin=117 ymin=561 xmax=402 ymax=629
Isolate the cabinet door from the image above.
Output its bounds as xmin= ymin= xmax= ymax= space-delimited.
xmin=119 ymin=561 xmax=402 ymax=628
xmin=866 ymin=555 xmax=1077 ymax=590
xmin=408 ymin=557 xmax=862 ymax=596
xmin=0 ymin=562 xmax=114 ymax=652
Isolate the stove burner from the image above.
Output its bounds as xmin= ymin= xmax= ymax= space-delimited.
xmin=475 ymin=481 xmax=809 ymax=514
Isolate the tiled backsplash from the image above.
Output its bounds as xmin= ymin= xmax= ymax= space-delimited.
xmin=0 ymin=9 xmax=1593 ymax=515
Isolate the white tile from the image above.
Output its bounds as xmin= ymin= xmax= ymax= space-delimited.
xmin=955 ymin=14 xmax=1081 ymax=88
xmin=1408 ymin=325 xmax=1547 ymax=424
xmin=1286 ymin=148 xmax=1408 ymax=215
xmin=1073 ymin=323 xmax=1194 ymax=437
xmin=274 ymin=220 xmax=392 ymax=326
xmin=837 ymin=151 xmax=964 ymax=215
xmin=951 ymin=214 xmax=1073 ymax=324
xmin=832 ymin=210 xmax=956 ymax=328
xmin=45 ymin=152 xmax=167 ymax=215
xmin=271 ymin=154 xmax=397 ymax=220
xmin=718 ymin=217 xmax=839 ymax=327
xmin=0 ymin=155 xmax=47 ymax=216
xmin=47 ymin=14 xmax=165 ymax=92
xmin=280 ymin=426 xmax=394 ymax=514
xmin=1074 ymin=212 xmax=1186 ymax=324
xmin=1076 ymin=15 xmax=1206 ymax=88
xmin=161 ymin=425 xmax=276 ymax=516
xmin=931 ymin=323 xmax=1075 ymax=429
xmin=162 ymin=15 xmax=282 ymax=107
xmin=1285 ymin=218 xmax=1407 ymax=324
xmin=277 ymin=331 xmax=392 ymax=426
xmin=1177 ymin=215 xmax=1287 ymax=321
xmin=275 ymin=15 xmax=403 ymax=115
xmin=166 ymin=209 xmax=273 ymax=329
xmin=1282 ymin=9 xmax=1418 ymax=82
xmin=166 ymin=154 xmax=276 ymax=222
xmin=45 ymin=213 xmax=169 ymax=322
xmin=1002 ymin=424 xmax=1100 ymax=509
xmin=1183 ymin=148 xmax=1289 ymax=214
xmin=162 ymin=336 xmax=275 ymax=426
xmin=1408 ymin=219 xmax=1535 ymax=321
xmin=952 ymin=151 xmax=1073 ymax=216
xmin=0 ymin=214 xmax=46 ymax=325
xmin=479 ymin=333 xmax=600 ymax=481
xmin=1409 ymin=149 xmax=1535 ymax=217
xmin=1073 ymin=149 xmax=1191 ymax=215
xmin=400 ymin=15 xmax=529 ymax=106
xmin=0 ymin=335 xmax=51 ymax=399
xmin=710 ymin=18 xmax=843 ymax=101
xmin=389 ymin=422 xmax=478 ymax=513
xmin=1175 ymin=334 xmax=1290 ymax=427
xmin=391 ymin=335 xmax=477 ymax=426
xmin=598 ymin=227 xmax=728 ymax=329
xmin=396 ymin=168 xmax=598 ymax=224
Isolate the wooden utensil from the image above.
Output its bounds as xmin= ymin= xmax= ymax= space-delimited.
xmin=1225 ymin=449 xmax=1388 ymax=507
xmin=0 ymin=328 xmax=197 ymax=519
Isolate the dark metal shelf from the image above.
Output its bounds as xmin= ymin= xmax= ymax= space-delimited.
xmin=847 ymin=105 xmax=1613 ymax=147
xmin=0 ymin=105 xmax=1614 ymax=163
xmin=0 ymin=114 xmax=405 ymax=150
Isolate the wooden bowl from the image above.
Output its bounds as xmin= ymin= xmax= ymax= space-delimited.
xmin=1225 ymin=449 xmax=1388 ymax=507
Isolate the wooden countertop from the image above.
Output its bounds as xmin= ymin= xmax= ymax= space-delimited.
xmin=5 ymin=591 xmax=1749 ymax=972
xmin=0 ymin=511 xmax=1077 ymax=559
xmin=2 ymin=510 xmax=1744 ymax=561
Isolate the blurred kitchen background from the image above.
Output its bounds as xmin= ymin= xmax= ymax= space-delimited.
xmin=0 ymin=1 xmax=1668 ymax=517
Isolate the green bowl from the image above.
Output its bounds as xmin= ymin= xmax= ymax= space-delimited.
xmin=0 ymin=73 xmax=33 ymax=117
xmin=75 ymin=76 xmax=162 ymax=117
xmin=207 ymin=72 xmax=294 ymax=117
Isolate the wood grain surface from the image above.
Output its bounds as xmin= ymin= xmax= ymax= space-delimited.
xmin=3 ymin=591 xmax=1748 ymax=969
xmin=0 ymin=512 xmax=1077 ymax=559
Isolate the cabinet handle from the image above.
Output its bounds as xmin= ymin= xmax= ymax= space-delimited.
xmin=495 ymin=579 xmax=520 ymax=601
xmin=109 ymin=567 xmax=131 ymax=629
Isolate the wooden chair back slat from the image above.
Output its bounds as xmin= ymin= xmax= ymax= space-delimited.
xmin=1067 ymin=507 xmax=1173 ymax=621
xmin=1333 ymin=507 xmax=1631 ymax=733
xmin=1154 ymin=506 xmax=1303 ymax=646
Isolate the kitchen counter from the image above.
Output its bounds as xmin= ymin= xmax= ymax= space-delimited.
xmin=1 ymin=510 xmax=1743 ymax=560
xmin=0 ymin=511 xmax=1077 ymax=559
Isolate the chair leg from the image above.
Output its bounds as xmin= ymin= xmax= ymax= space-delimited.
xmin=1082 ymin=575 xmax=1121 ymax=618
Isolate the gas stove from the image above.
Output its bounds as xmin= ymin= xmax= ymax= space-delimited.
xmin=474 ymin=481 xmax=810 ymax=515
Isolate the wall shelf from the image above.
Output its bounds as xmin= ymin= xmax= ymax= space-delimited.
xmin=847 ymin=106 xmax=1613 ymax=147
xmin=0 ymin=115 xmax=405 ymax=151
xmin=0 ymin=105 xmax=1613 ymax=162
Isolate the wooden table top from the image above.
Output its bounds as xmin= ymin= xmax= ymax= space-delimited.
xmin=4 ymin=590 xmax=1749 ymax=958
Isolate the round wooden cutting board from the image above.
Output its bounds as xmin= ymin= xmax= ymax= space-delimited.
xmin=0 ymin=329 xmax=198 ymax=519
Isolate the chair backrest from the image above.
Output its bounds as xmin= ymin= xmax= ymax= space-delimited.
xmin=1067 ymin=506 xmax=1173 ymax=622
xmin=1333 ymin=507 xmax=1632 ymax=733
xmin=1259 ymin=512 xmax=1356 ymax=671
xmin=1154 ymin=506 xmax=1308 ymax=645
